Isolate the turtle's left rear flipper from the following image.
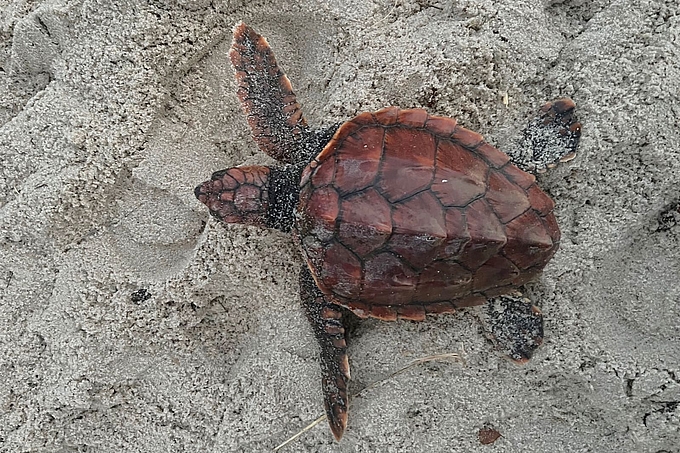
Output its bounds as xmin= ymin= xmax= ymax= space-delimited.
xmin=230 ymin=23 xmax=308 ymax=164
xmin=299 ymin=266 xmax=350 ymax=441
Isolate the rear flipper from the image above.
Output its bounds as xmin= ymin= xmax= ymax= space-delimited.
xmin=476 ymin=294 xmax=544 ymax=364
xmin=507 ymin=98 xmax=582 ymax=174
xmin=299 ymin=266 xmax=351 ymax=441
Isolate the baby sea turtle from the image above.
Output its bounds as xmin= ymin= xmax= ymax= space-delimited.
xmin=195 ymin=23 xmax=581 ymax=440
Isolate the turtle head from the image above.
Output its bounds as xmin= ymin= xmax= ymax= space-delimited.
xmin=195 ymin=165 xmax=301 ymax=232
xmin=195 ymin=166 xmax=272 ymax=228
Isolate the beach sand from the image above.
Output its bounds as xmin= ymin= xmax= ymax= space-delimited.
xmin=1 ymin=1 xmax=679 ymax=451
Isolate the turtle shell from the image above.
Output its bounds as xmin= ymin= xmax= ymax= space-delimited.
xmin=295 ymin=107 xmax=560 ymax=321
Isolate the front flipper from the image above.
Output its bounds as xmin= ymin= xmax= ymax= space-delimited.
xmin=230 ymin=23 xmax=309 ymax=164
xmin=299 ymin=266 xmax=350 ymax=441
xmin=477 ymin=294 xmax=544 ymax=364
xmin=508 ymin=98 xmax=582 ymax=174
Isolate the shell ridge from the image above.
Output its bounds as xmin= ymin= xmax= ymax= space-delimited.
xmin=454 ymin=255 xmax=474 ymax=273
xmin=499 ymin=204 xmax=533 ymax=226
xmin=344 ymin=238 xmax=365 ymax=301
xmin=428 ymin=136 xmax=448 ymax=210
xmin=373 ymin=126 xmax=389 ymax=197
xmin=444 ymin=170 xmax=489 ymax=209
xmin=425 ymin=134 xmax=438 ymax=194
xmin=387 ymin=186 xmax=434 ymax=207
xmin=460 ymin=197 xmax=507 ymax=271
xmin=376 ymin=123 xmax=388 ymax=188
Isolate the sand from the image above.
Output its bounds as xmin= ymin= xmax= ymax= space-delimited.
xmin=1 ymin=1 xmax=679 ymax=452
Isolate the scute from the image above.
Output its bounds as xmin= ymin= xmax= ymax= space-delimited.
xmin=378 ymin=127 xmax=436 ymax=202
xmin=458 ymin=199 xmax=507 ymax=270
xmin=320 ymin=242 xmax=362 ymax=299
xmin=431 ymin=139 xmax=488 ymax=207
xmin=388 ymin=191 xmax=447 ymax=269
xmin=339 ymin=188 xmax=392 ymax=257
xmin=485 ymin=171 xmax=532 ymax=223
xmin=417 ymin=261 xmax=472 ymax=302
xmin=361 ymin=252 xmax=418 ymax=304
xmin=300 ymin=185 xmax=339 ymax=242
xmin=334 ymin=129 xmax=383 ymax=194
xmin=296 ymin=107 xmax=560 ymax=319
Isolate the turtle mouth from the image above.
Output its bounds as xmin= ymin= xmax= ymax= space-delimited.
xmin=194 ymin=184 xmax=204 ymax=200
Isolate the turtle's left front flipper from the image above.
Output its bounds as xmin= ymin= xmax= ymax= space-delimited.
xmin=476 ymin=294 xmax=544 ymax=364
xmin=299 ymin=266 xmax=350 ymax=441
xmin=230 ymin=23 xmax=309 ymax=164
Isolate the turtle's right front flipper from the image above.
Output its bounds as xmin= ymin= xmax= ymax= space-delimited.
xmin=230 ymin=23 xmax=308 ymax=164
xmin=299 ymin=266 xmax=351 ymax=441
xmin=508 ymin=98 xmax=582 ymax=174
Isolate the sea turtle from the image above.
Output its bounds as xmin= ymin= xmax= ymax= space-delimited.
xmin=195 ymin=23 xmax=581 ymax=440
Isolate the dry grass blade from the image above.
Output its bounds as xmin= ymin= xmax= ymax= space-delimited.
xmin=273 ymin=414 xmax=326 ymax=451
xmin=370 ymin=0 xmax=399 ymax=29
xmin=357 ymin=352 xmax=464 ymax=396
xmin=273 ymin=349 xmax=465 ymax=451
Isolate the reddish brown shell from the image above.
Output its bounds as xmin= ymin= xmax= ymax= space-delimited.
xmin=295 ymin=107 xmax=560 ymax=321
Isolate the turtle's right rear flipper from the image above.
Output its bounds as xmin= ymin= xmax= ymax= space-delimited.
xmin=476 ymin=294 xmax=544 ymax=363
xmin=300 ymin=266 xmax=350 ymax=441
xmin=230 ymin=23 xmax=308 ymax=164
